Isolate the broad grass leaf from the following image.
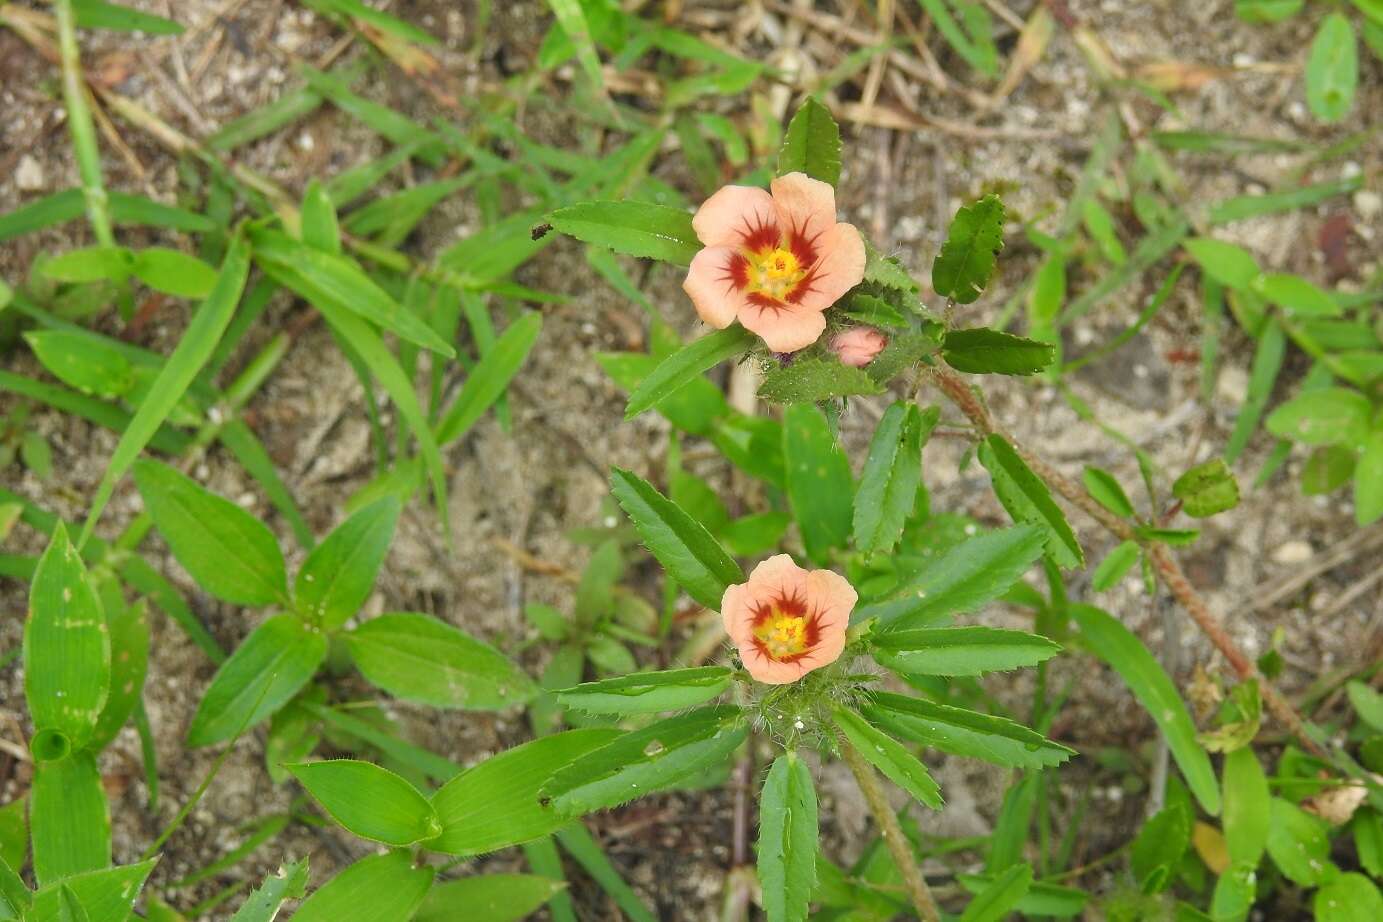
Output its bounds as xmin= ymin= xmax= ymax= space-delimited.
xmin=435 ymin=312 xmax=542 ymax=444
xmin=288 ymin=760 xmax=439 ymax=846
xmin=345 ymin=612 xmax=536 ymax=710
xmin=757 ymin=753 xmax=818 ymax=922
xmin=777 ymin=97 xmax=842 ymax=186
xmin=294 ymin=497 xmax=400 ymax=630
xmin=549 ymin=202 xmax=700 ymax=265
xmin=27 ymin=859 xmax=156 ymax=922
xmin=783 ymin=404 xmax=854 ymax=565
xmin=942 ymin=328 xmax=1054 ymax=375
xmin=1265 ymin=387 xmax=1371 ymax=446
xmin=1223 ymin=747 xmax=1270 ymax=867
xmin=853 ymin=525 xmax=1046 ymax=628
xmin=88 ymin=598 xmax=148 ymax=751
xmin=1183 ymin=238 xmax=1260 ymax=290
xmin=134 ymin=459 xmax=288 ymax=607
xmin=863 ymin=693 xmax=1073 ymax=769
xmin=29 ymin=753 xmax=110 ymax=886
xmin=957 ymin=864 xmax=1033 ymax=922
xmin=832 ymin=708 xmax=941 ymax=809
xmin=81 ymin=238 xmax=252 ymax=545
xmin=853 ymin=404 xmax=930 ymax=556
xmin=609 ymin=468 xmax=743 ymax=610
xmin=186 ymin=614 xmax=327 ymax=747
xmin=130 ymin=248 xmax=218 ymax=299
xmin=414 ymin=875 xmax=564 ymax=922
xmin=290 ymin=852 xmax=433 ymax=922
xmin=624 ymin=326 xmax=755 ymax=420
xmin=556 ymin=667 xmax=734 ymax=715
xmin=873 ymin=626 xmax=1060 ymax=677
xmin=540 ymin=706 xmax=747 ymax=816
xmin=24 ymin=524 xmax=109 ymax=750
xmin=932 ymin=195 xmax=1005 ymax=304
xmin=429 ymin=729 xmax=622 ymax=855
xmin=1071 ymin=604 xmax=1220 ymax=814
xmin=978 ymin=435 xmax=1083 ymax=568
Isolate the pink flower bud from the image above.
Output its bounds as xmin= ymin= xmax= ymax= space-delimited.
xmin=829 ymin=327 xmax=888 ymax=367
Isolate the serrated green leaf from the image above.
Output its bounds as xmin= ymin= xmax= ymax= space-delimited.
xmin=832 ymin=708 xmax=941 ymax=809
xmin=1070 ymin=604 xmax=1220 ymax=814
xmin=783 ymin=404 xmax=854 ymax=565
xmin=609 ymin=468 xmax=743 ymax=610
xmin=625 ymin=326 xmax=755 ymax=419
xmin=186 ymin=614 xmax=327 ymax=747
xmin=932 ymin=195 xmax=1005 ymax=304
xmin=855 ymin=525 xmax=1046 ymax=628
xmin=134 ymin=459 xmax=289 ymax=607
xmin=873 ymin=626 xmax=1060 ymax=677
xmin=863 ymin=693 xmax=1074 ymax=769
xmin=288 ymin=760 xmax=439 ymax=846
xmin=978 ymin=435 xmax=1083 ymax=568
xmin=757 ymin=753 xmax=818 ymax=922
xmin=777 ymin=97 xmax=841 ymax=186
xmin=943 ymin=328 xmax=1055 ymax=375
xmin=227 ymin=857 xmax=310 ymax=922
xmin=540 ymin=706 xmax=747 ymax=816
xmin=549 ymin=201 xmax=700 ymax=265
xmin=345 ymin=612 xmax=536 ymax=710
xmin=853 ymin=403 xmax=928 ymax=555
xmin=556 ymin=667 xmax=734 ymax=715
xmin=290 ymin=852 xmax=433 ymax=922
xmin=24 ymin=524 xmax=109 ymax=750
xmin=1306 ymin=13 xmax=1357 ymax=123
xmin=843 ymin=292 xmax=910 ymax=330
xmin=429 ymin=729 xmax=621 ymax=856
xmin=757 ymin=357 xmax=884 ymax=403
xmin=295 ymin=497 xmax=399 ymax=630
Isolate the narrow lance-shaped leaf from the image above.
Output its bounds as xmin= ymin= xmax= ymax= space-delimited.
xmin=548 ymin=202 xmax=701 ymax=266
xmin=978 ymin=435 xmax=1084 ymax=569
xmin=757 ymin=753 xmax=818 ymax=922
xmin=853 ymin=403 xmax=929 ymax=555
xmin=932 ymin=195 xmax=1005 ymax=304
xmin=783 ymin=404 xmax=854 ymax=566
xmin=288 ymin=760 xmax=440 ymax=846
xmin=873 ymin=626 xmax=1061 ymax=677
xmin=133 ymin=459 xmax=289 ymax=607
xmin=556 ymin=667 xmax=734 ymax=715
xmin=1306 ymin=13 xmax=1358 ymax=123
xmin=609 ymin=468 xmax=743 ymax=610
xmin=957 ymin=864 xmax=1033 ymax=922
xmin=435 ymin=312 xmax=543 ymax=444
xmin=942 ymin=328 xmax=1054 ymax=375
xmin=1070 ymin=603 xmax=1220 ymax=814
xmin=24 ymin=523 xmax=109 ymax=751
xmin=1130 ymin=803 xmax=1190 ymax=894
xmin=88 ymin=596 xmax=149 ymax=751
xmin=625 ymin=325 xmax=756 ymax=420
xmin=79 ymin=237 xmax=251 ymax=545
xmin=853 ymin=525 xmax=1046 ymax=628
xmin=832 ymin=708 xmax=942 ymax=809
xmin=777 ymin=97 xmax=841 ymax=186
xmin=540 ymin=706 xmax=748 ymax=816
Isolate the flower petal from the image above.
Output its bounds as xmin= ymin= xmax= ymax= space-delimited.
xmin=692 ymin=185 xmax=777 ymax=248
xmin=738 ymin=302 xmax=827 ymax=353
xmin=771 ymin=172 xmax=838 ymax=248
xmin=742 ymin=651 xmax=810 ymax=685
xmin=720 ymin=582 xmax=754 ymax=644
xmin=683 ymin=246 xmax=745 ymax=329
xmin=794 ymin=223 xmax=866 ymax=313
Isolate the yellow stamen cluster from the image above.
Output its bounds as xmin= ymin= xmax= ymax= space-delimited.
xmin=755 ymin=611 xmax=809 ymax=659
xmin=747 ymin=247 xmax=804 ymax=301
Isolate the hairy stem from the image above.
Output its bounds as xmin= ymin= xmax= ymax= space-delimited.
xmin=838 ymin=733 xmax=941 ymax=922
xmin=925 ymin=363 xmax=1330 ymax=762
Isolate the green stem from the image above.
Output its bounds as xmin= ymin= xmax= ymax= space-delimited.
xmin=837 ymin=732 xmax=941 ymax=922
xmin=54 ymin=0 xmax=115 ymax=248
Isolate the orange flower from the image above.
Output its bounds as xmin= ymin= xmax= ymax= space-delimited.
xmin=829 ymin=327 xmax=888 ymax=367
xmin=683 ymin=173 xmax=866 ymax=353
xmin=721 ymin=554 xmax=856 ymax=684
